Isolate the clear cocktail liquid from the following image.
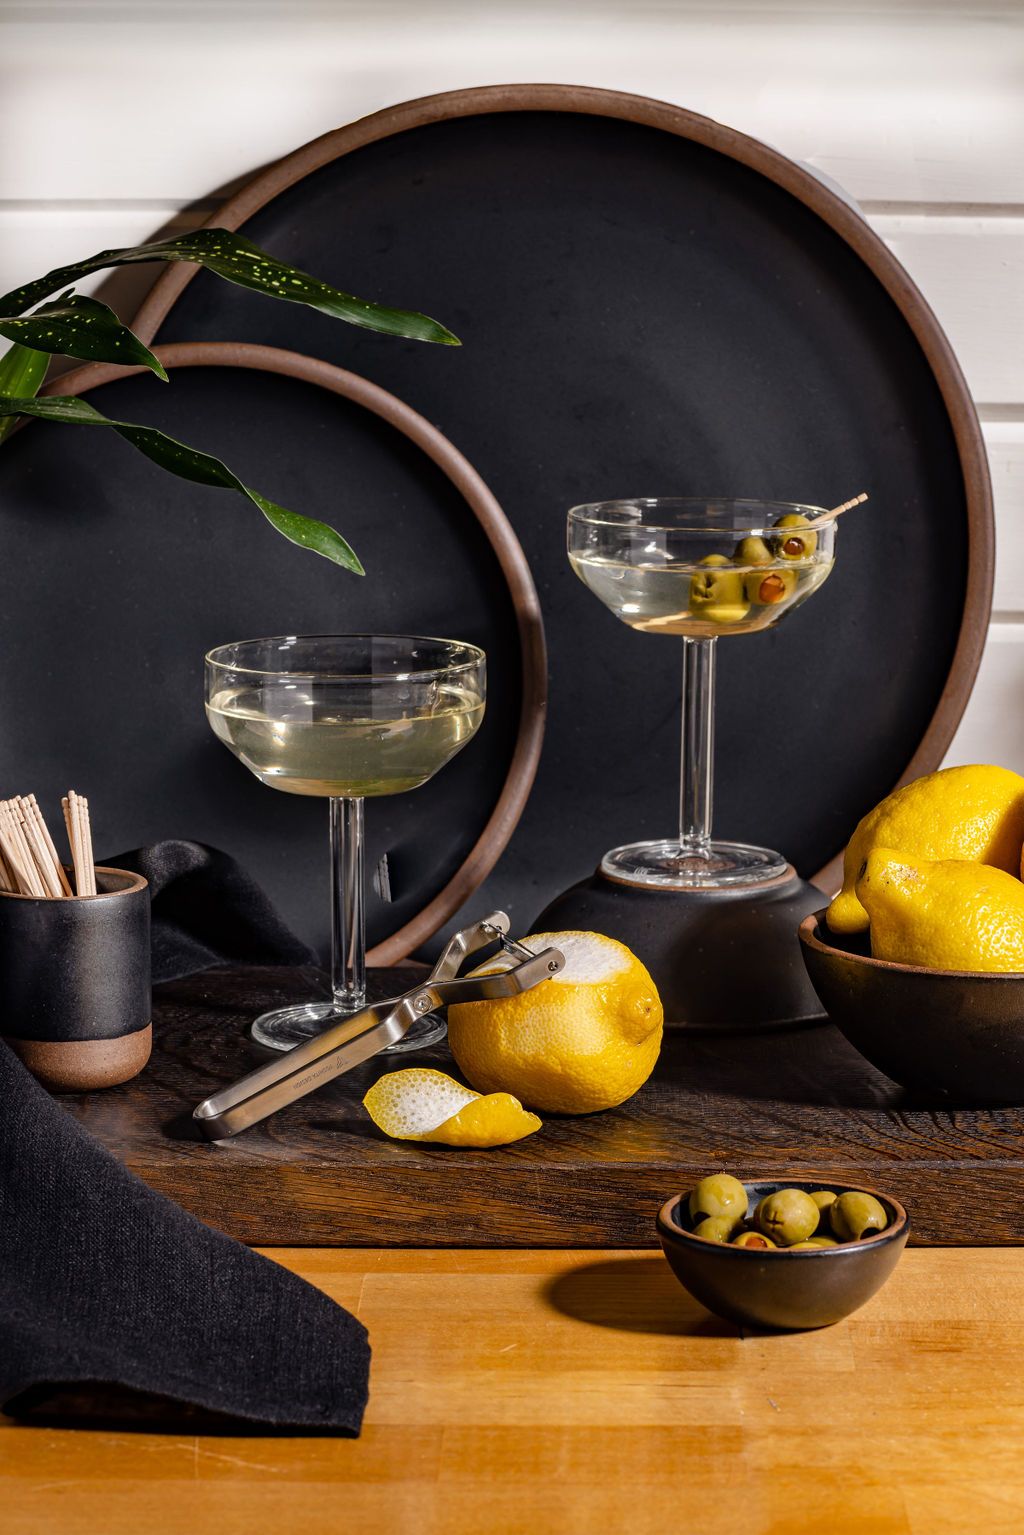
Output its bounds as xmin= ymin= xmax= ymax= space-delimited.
xmin=569 ymin=551 xmax=834 ymax=637
xmin=206 ymin=682 xmax=486 ymax=797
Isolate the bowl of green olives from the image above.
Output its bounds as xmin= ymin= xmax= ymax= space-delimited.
xmin=657 ymin=1173 xmax=909 ymax=1330
xmin=799 ymin=911 xmax=1024 ymax=1103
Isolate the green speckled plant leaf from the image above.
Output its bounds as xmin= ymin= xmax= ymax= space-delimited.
xmin=0 ymin=343 xmax=48 ymax=444
xmin=0 ymin=293 xmax=167 ymax=378
xmin=0 ymin=394 xmax=364 ymax=574
xmin=0 ymin=230 xmax=461 ymax=346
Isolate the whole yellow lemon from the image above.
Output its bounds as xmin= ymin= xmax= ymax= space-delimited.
xmin=446 ymin=931 xmax=663 ymax=1115
xmin=857 ymin=848 xmax=1024 ymax=971
xmin=827 ymin=764 xmax=1024 ymax=934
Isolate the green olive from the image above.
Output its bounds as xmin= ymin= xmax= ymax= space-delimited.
xmin=732 ymin=1230 xmax=776 ymax=1250
xmin=744 ymin=567 xmax=797 ymax=606
xmin=689 ymin=555 xmax=750 ymax=626
xmin=788 ymin=1237 xmax=839 ymax=1249
xmin=810 ymin=1191 xmax=838 ymax=1216
xmin=755 ymin=1188 xmax=820 ymax=1246
xmin=830 ymin=1191 xmax=888 ymax=1241
xmin=693 ymin=1215 xmax=737 ymax=1244
xmin=772 ymin=511 xmax=818 ymax=561
xmin=688 ymin=1173 xmax=748 ymax=1229
xmin=734 ymin=534 xmax=772 ymax=566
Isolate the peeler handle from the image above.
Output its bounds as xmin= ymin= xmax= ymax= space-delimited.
xmin=428 ymin=911 xmax=511 ymax=983
xmin=419 ymin=942 xmax=565 ymax=1008
xmin=191 ymin=916 xmax=564 ymax=1141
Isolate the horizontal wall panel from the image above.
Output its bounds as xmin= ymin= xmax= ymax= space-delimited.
xmin=987 ymin=424 xmax=1024 ymax=615
xmin=0 ymin=209 xmax=207 ymax=362
xmin=944 ymin=623 xmax=1024 ymax=772
xmin=0 ymin=208 xmax=206 ymax=303
xmin=0 ymin=10 xmax=1022 ymax=203
xmin=868 ymin=215 xmax=1024 ymax=406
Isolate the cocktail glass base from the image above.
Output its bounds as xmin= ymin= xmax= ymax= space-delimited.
xmin=600 ymin=838 xmax=790 ymax=891
xmin=250 ymin=1000 xmax=447 ymax=1054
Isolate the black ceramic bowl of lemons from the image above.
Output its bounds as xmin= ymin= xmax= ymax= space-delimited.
xmin=657 ymin=1178 xmax=909 ymax=1330
xmin=799 ymin=910 xmax=1024 ymax=1104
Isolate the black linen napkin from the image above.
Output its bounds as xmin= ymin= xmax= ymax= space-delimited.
xmin=112 ymin=840 xmax=319 ymax=982
xmin=3 ymin=838 xmax=371 ymax=1432
xmin=0 ymin=1038 xmax=370 ymax=1432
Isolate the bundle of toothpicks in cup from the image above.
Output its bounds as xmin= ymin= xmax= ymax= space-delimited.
xmin=0 ymin=791 xmax=96 ymax=898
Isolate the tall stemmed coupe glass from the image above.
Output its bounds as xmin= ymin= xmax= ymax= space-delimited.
xmin=568 ymin=499 xmax=836 ymax=889
xmin=205 ymin=634 xmax=486 ymax=1051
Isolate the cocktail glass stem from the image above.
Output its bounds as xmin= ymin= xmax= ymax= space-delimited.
xmin=330 ymin=795 xmax=365 ymax=1011
xmin=679 ymin=636 xmax=716 ymax=861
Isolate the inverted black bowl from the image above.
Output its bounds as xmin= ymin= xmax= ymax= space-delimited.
xmin=800 ymin=910 xmax=1024 ymax=1103
xmin=657 ymin=1180 xmax=909 ymax=1331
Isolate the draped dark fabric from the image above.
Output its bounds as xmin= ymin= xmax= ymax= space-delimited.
xmin=114 ymin=840 xmax=319 ymax=982
xmin=0 ymin=844 xmax=370 ymax=1434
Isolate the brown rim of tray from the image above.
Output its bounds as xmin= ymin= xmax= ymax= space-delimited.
xmin=129 ymin=83 xmax=994 ymax=895
xmin=42 ymin=341 xmax=547 ymax=965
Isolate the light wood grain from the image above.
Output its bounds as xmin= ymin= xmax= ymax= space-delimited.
xmin=4 ymin=1246 xmax=1024 ymax=1534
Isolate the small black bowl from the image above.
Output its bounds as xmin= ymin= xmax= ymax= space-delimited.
xmin=800 ymin=909 xmax=1024 ymax=1103
xmin=657 ymin=1180 xmax=909 ymax=1331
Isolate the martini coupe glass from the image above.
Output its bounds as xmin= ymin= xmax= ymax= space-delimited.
xmin=205 ymin=634 xmax=486 ymax=1052
xmin=567 ymin=498 xmax=838 ymax=889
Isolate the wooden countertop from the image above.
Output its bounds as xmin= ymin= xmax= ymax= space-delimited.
xmin=5 ymin=1245 xmax=1024 ymax=1534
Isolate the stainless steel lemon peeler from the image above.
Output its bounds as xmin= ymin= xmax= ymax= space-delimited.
xmin=193 ymin=912 xmax=564 ymax=1141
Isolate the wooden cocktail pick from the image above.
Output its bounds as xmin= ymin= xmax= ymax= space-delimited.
xmin=826 ymin=491 xmax=869 ymax=519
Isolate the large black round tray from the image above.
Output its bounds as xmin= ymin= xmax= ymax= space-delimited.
xmin=13 ymin=85 xmax=992 ymax=952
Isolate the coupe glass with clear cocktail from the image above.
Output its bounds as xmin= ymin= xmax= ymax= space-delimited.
xmin=568 ymin=498 xmax=836 ymax=889
xmin=205 ymin=634 xmax=486 ymax=1050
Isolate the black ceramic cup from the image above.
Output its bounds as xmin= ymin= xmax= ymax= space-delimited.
xmin=0 ymin=866 xmax=151 ymax=1091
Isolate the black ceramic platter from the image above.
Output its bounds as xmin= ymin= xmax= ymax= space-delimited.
xmin=132 ymin=86 xmax=993 ymax=929
xmin=40 ymin=80 xmax=994 ymax=945
xmin=0 ymin=345 xmax=544 ymax=962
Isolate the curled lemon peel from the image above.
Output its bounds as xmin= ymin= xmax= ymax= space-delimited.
xmin=363 ymin=1067 xmax=542 ymax=1148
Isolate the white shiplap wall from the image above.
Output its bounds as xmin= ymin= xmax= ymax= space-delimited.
xmin=2 ymin=0 xmax=1023 ymax=765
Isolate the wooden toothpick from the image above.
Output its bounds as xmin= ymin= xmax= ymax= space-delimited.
xmin=827 ymin=491 xmax=869 ymax=518
xmin=15 ymin=799 xmax=61 ymax=898
xmin=63 ymin=794 xmax=87 ymax=896
xmin=25 ymin=793 xmax=73 ymax=895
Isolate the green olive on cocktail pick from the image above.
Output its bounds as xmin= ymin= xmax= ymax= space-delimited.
xmin=732 ymin=1230 xmax=776 ymax=1249
xmin=693 ymin=1215 xmax=738 ymax=1244
xmin=744 ymin=567 xmax=797 ymax=607
xmin=772 ymin=511 xmax=818 ymax=560
xmin=755 ymin=1188 xmax=820 ymax=1245
xmin=688 ymin=1172 xmax=748 ymax=1228
xmin=830 ymin=1191 xmax=888 ymax=1241
xmin=689 ymin=554 xmax=750 ymax=626
xmin=735 ymin=534 xmax=773 ymax=566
